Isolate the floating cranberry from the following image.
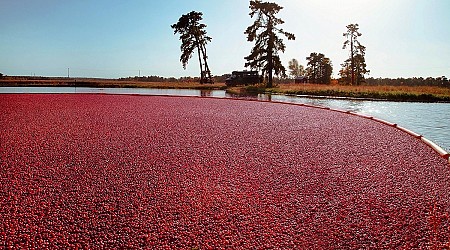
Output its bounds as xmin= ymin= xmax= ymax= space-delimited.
xmin=0 ymin=94 xmax=449 ymax=248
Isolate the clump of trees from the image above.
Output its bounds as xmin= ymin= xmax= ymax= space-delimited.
xmin=306 ymin=53 xmax=332 ymax=84
xmin=244 ymin=0 xmax=295 ymax=88
xmin=288 ymin=59 xmax=305 ymax=78
xmin=171 ymin=11 xmax=213 ymax=84
xmin=168 ymin=4 xmax=449 ymax=88
xmin=169 ymin=3 xmax=362 ymax=87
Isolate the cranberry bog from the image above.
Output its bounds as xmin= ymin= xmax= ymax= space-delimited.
xmin=1 ymin=94 xmax=449 ymax=249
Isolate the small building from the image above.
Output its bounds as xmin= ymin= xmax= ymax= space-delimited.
xmin=295 ymin=76 xmax=308 ymax=84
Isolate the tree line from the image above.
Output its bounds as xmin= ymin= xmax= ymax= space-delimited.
xmin=365 ymin=76 xmax=449 ymax=87
xmin=288 ymin=23 xmax=369 ymax=85
xmin=2 ymin=74 xmax=447 ymax=88
xmin=172 ymin=0 xmax=372 ymax=87
xmin=118 ymin=75 xmax=449 ymax=87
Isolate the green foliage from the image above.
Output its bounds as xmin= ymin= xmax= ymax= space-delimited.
xmin=341 ymin=23 xmax=369 ymax=85
xmin=171 ymin=11 xmax=212 ymax=83
xmin=244 ymin=0 xmax=295 ymax=88
xmin=306 ymin=53 xmax=332 ymax=84
xmin=342 ymin=24 xmax=361 ymax=50
xmin=340 ymin=52 xmax=369 ymax=85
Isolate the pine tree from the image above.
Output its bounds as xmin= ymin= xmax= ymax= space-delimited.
xmin=244 ymin=0 xmax=295 ymax=88
xmin=342 ymin=24 xmax=369 ymax=85
xmin=172 ymin=11 xmax=213 ymax=83
xmin=306 ymin=52 xmax=332 ymax=84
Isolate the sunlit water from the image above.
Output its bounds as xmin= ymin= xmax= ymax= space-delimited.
xmin=1 ymin=87 xmax=448 ymax=152
xmin=271 ymin=94 xmax=450 ymax=152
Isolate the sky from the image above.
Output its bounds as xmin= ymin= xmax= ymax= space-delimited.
xmin=1 ymin=0 xmax=449 ymax=79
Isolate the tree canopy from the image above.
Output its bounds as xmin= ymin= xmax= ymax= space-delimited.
xmin=340 ymin=50 xmax=369 ymax=85
xmin=244 ymin=0 xmax=295 ymax=87
xmin=342 ymin=24 xmax=369 ymax=85
xmin=288 ymin=59 xmax=305 ymax=78
xmin=306 ymin=52 xmax=332 ymax=84
xmin=171 ymin=11 xmax=213 ymax=83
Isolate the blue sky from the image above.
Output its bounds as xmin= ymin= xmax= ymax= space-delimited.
xmin=1 ymin=0 xmax=449 ymax=79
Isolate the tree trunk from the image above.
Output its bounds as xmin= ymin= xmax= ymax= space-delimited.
xmin=195 ymin=36 xmax=204 ymax=84
xmin=268 ymin=49 xmax=273 ymax=88
xmin=200 ymin=43 xmax=211 ymax=82
xmin=267 ymin=17 xmax=273 ymax=88
xmin=350 ymin=36 xmax=355 ymax=86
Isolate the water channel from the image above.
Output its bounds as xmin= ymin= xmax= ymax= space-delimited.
xmin=1 ymin=86 xmax=449 ymax=153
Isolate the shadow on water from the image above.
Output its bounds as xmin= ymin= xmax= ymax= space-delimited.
xmin=200 ymin=89 xmax=213 ymax=97
xmin=224 ymin=90 xmax=272 ymax=102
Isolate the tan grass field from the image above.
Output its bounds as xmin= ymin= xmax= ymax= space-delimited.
xmin=0 ymin=79 xmax=226 ymax=90
xmin=273 ymin=83 xmax=450 ymax=97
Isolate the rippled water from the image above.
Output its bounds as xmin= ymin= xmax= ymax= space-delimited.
xmin=1 ymin=87 xmax=448 ymax=152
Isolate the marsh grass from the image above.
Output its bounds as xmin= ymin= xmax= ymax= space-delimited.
xmin=243 ymin=83 xmax=450 ymax=102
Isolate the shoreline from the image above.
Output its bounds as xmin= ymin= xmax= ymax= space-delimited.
xmin=228 ymin=84 xmax=450 ymax=103
xmin=1 ymin=79 xmax=449 ymax=102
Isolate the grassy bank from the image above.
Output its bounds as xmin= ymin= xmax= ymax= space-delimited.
xmin=231 ymin=83 xmax=450 ymax=102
